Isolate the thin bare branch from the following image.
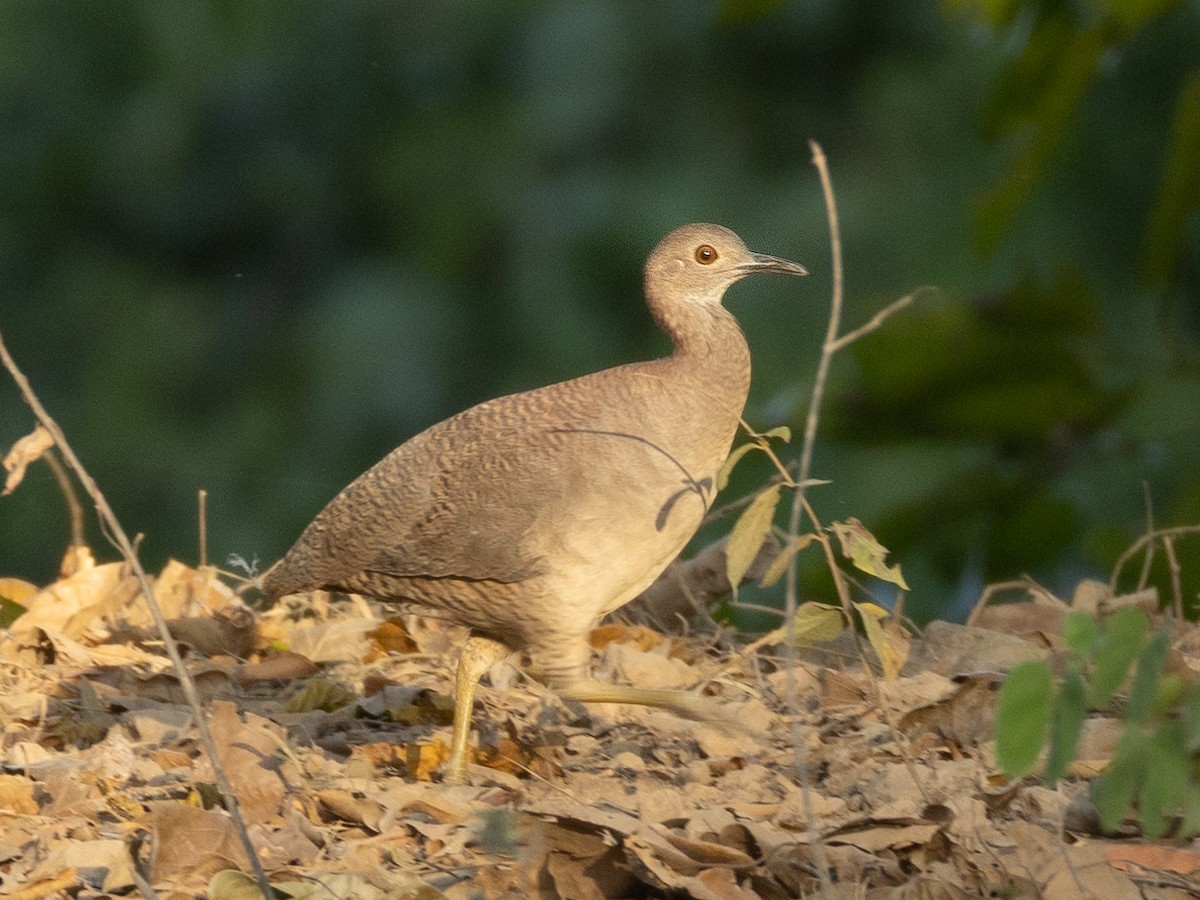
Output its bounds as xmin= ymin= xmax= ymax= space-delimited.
xmin=1163 ymin=534 xmax=1184 ymax=619
xmin=827 ymin=286 xmax=934 ymax=352
xmin=1137 ymin=482 xmax=1156 ymax=591
xmin=198 ymin=488 xmax=209 ymax=569
xmin=42 ymin=448 xmax=85 ymax=550
xmin=1110 ymin=524 xmax=1200 ymax=592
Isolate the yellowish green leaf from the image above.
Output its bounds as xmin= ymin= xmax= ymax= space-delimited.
xmin=787 ymin=601 xmax=845 ymax=645
xmin=829 ymin=518 xmax=909 ymax=589
xmin=757 ymin=533 xmax=819 ymax=589
xmin=856 ymin=601 xmax=889 ymax=621
xmin=762 ymin=425 xmax=791 ymax=443
xmin=207 ymin=870 xmax=266 ymax=900
xmin=716 ymin=442 xmax=759 ymax=490
xmin=283 ymin=677 xmax=357 ymax=713
xmin=857 ymin=602 xmax=906 ymax=679
xmin=725 ymin=484 xmax=782 ymax=598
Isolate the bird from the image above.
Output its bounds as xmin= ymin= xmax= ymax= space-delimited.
xmin=262 ymin=223 xmax=808 ymax=783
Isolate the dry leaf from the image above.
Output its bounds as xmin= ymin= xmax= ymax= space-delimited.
xmin=370 ymin=618 xmax=419 ymax=654
xmin=318 ymin=789 xmax=386 ymax=831
xmin=167 ymin=610 xmax=256 ymax=659
xmin=59 ymin=543 xmax=95 ymax=578
xmin=603 ymin=641 xmax=693 ymax=689
xmin=9 ymin=562 xmax=133 ymax=639
xmin=286 ymin=618 xmax=376 ymax=663
xmin=202 ymin=701 xmax=298 ymax=824
xmin=149 ymin=803 xmax=250 ymax=884
xmin=589 ymin=623 xmax=664 ymax=652
xmin=0 ymin=577 xmax=38 ymax=606
xmin=153 ymin=559 xmax=240 ymax=620
xmin=411 ymin=739 xmax=450 ymax=782
xmin=235 ymin=651 xmax=319 ymax=684
xmin=2 ymin=424 xmax=53 ymax=496
xmin=0 ymin=774 xmax=39 ymax=815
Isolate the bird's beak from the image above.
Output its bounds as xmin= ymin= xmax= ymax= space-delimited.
xmin=744 ymin=252 xmax=809 ymax=278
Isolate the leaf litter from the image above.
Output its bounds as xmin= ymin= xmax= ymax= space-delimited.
xmin=1 ymin=557 xmax=1200 ymax=898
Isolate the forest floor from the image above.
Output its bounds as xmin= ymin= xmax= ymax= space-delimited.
xmin=1 ymin=557 xmax=1199 ymax=899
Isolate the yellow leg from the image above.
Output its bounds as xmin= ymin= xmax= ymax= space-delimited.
xmin=555 ymin=678 xmax=714 ymax=720
xmin=444 ymin=635 xmax=510 ymax=785
xmin=555 ymin=679 xmax=764 ymax=742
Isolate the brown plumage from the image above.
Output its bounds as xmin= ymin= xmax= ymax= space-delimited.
xmin=263 ymin=223 xmax=808 ymax=782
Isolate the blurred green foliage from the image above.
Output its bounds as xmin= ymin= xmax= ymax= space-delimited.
xmin=1 ymin=1 xmax=1197 ymax=622
xmin=999 ymin=608 xmax=1200 ymax=837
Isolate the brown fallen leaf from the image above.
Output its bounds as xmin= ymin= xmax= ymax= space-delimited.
xmin=234 ymin=651 xmax=319 ymax=684
xmin=589 ymin=622 xmax=665 ymax=653
xmin=0 ymin=773 xmax=39 ymax=815
xmin=318 ymin=789 xmax=386 ymax=832
xmin=148 ymin=803 xmax=250 ymax=885
xmin=4 ymin=868 xmax=79 ymax=900
xmin=369 ymin=617 xmax=420 ymax=655
xmin=167 ymin=608 xmax=256 ymax=659
xmin=58 ymin=543 xmax=95 ymax=578
xmin=200 ymin=701 xmax=299 ymax=824
xmin=9 ymin=562 xmax=132 ymax=638
xmin=0 ymin=577 xmax=38 ymax=606
xmin=1104 ymin=841 xmax=1200 ymax=879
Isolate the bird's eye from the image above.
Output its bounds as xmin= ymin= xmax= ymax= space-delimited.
xmin=694 ymin=244 xmax=718 ymax=264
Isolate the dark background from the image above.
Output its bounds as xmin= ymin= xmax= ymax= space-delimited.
xmin=2 ymin=1 xmax=1197 ymax=624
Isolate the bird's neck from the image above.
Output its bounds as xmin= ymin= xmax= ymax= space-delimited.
xmin=647 ymin=290 xmax=752 ymax=400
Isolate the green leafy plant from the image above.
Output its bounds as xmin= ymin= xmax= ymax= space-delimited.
xmin=997 ymin=607 xmax=1200 ymax=837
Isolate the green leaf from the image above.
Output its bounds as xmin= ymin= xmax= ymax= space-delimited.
xmin=1180 ymin=781 xmax=1200 ymax=840
xmin=1139 ymin=720 xmax=1188 ymax=838
xmin=1152 ymin=673 xmax=1185 ymax=718
xmin=1086 ymin=607 xmax=1147 ymax=708
xmin=1125 ymin=628 xmax=1169 ymax=726
xmin=996 ymin=661 xmax=1053 ymax=778
xmin=1044 ymin=670 xmax=1087 ymax=786
xmin=725 ymin=484 xmax=781 ymax=599
xmin=1061 ymin=610 xmax=1097 ymax=658
xmin=1092 ymin=727 xmax=1149 ymax=833
xmin=1182 ymin=682 xmax=1200 ymax=753
xmin=786 ymin=601 xmax=845 ymax=646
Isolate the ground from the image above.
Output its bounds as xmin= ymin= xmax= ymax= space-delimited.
xmin=1 ymin=558 xmax=1198 ymax=899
